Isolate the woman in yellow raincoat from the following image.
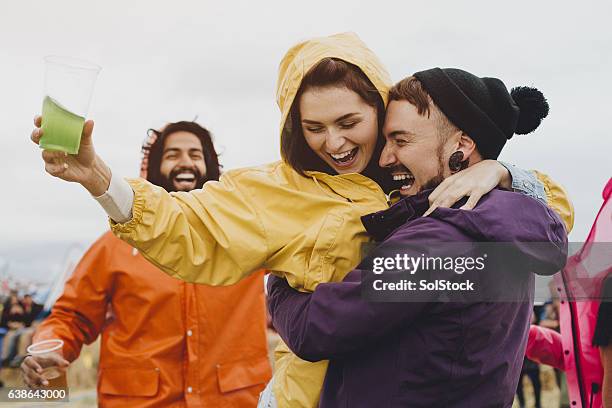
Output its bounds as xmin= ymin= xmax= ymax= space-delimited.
xmin=33 ymin=33 xmax=573 ymax=407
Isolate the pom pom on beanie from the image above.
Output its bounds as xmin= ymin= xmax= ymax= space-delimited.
xmin=511 ymin=86 xmax=549 ymax=135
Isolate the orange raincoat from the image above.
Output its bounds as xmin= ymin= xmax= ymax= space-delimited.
xmin=34 ymin=231 xmax=271 ymax=407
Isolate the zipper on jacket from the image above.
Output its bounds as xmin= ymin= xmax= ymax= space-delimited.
xmin=562 ymin=269 xmax=588 ymax=408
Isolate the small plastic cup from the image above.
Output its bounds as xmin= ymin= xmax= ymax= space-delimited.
xmin=27 ymin=339 xmax=68 ymax=393
xmin=39 ymin=56 xmax=101 ymax=154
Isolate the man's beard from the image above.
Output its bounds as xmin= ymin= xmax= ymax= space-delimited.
xmin=160 ymin=166 xmax=208 ymax=192
xmin=420 ymin=143 xmax=448 ymax=192
xmin=421 ymin=174 xmax=444 ymax=192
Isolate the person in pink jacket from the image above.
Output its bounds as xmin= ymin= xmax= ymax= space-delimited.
xmin=527 ymin=177 xmax=612 ymax=408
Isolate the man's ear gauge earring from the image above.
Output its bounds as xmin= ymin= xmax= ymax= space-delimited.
xmin=449 ymin=151 xmax=467 ymax=173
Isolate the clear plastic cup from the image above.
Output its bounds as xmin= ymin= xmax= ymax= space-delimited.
xmin=26 ymin=339 xmax=68 ymax=393
xmin=39 ymin=56 xmax=101 ymax=154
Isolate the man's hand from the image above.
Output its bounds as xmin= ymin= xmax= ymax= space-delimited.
xmin=21 ymin=353 xmax=69 ymax=388
xmin=31 ymin=115 xmax=112 ymax=196
xmin=424 ymin=160 xmax=510 ymax=216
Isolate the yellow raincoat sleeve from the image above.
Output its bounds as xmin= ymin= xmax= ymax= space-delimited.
xmin=110 ymin=173 xmax=270 ymax=286
xmin=535 ymin=171 xmax=574 ymax=233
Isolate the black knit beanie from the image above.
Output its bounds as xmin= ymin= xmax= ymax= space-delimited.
xmin=412 ymin=68 xmax=549 ymax=159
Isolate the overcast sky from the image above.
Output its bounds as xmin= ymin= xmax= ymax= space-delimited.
xmin=1 ymin=0 xmax=610 ymax=261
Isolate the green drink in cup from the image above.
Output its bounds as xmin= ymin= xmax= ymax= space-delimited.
xmin=39 ymin=56 xmax=101 ymax=154
xmin=41 ymin=96 xmax=85 ymax=154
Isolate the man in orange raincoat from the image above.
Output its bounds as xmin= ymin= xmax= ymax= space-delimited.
xmin=21 ymin=121 xmax=271 ymax=407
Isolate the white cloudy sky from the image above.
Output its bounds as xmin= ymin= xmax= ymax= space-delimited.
xmin=1 ymin=0 xmax=610 ymax=263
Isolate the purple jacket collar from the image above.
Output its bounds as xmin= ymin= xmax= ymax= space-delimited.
xmin=362 ymin=189 xmax=439 ymax=242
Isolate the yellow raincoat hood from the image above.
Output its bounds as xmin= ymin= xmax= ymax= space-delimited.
xmin=276 ymin=32 xmax=392 ymax=150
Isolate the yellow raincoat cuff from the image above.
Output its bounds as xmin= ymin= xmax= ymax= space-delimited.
xmin=109 ymin=178 xmax=147 ymax=234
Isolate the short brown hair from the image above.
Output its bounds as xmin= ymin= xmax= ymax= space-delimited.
xmin=389 ymin=76 xmax=457 ymax=137
xmin=281 ymin=58 xmax=388 ymax=186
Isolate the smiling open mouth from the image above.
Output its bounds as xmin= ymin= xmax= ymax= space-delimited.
xmin=174 ymin=172 xmax=196 ymax=184
xmin=328 ymin=147 xmax=359 ymax=167
xmin=392 ymin=170 xmax=415 ymax=192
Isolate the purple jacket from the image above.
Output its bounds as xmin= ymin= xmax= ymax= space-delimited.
xmin=268 ymin=189 xmax=568 ymax=408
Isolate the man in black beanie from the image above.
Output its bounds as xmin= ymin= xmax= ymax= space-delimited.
xmin=386 ymin=68 xmax=550 ymax=198
xmin=265 ymin=69 xmax=569 ymax=407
